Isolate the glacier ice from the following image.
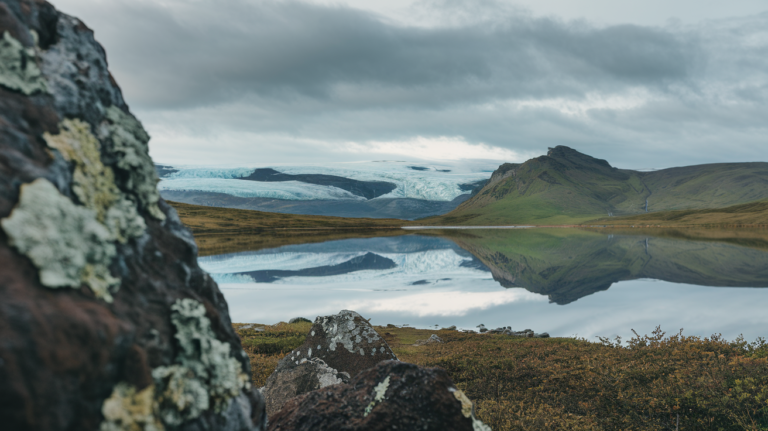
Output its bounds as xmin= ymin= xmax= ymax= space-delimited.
xmin=158 ymin=161 xmax=494 ymax=202
xmin=158 ymin=178 xmax=366 ymax=201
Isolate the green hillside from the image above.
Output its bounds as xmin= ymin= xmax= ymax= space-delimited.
xmin=428 ymin=146 xmax=768 ymax=225
xmin=590 ymin=199 xmax=768 ymax=226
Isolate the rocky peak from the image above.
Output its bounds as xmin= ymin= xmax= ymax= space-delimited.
xmin=546 ymin=146 xmax=613 ymax=170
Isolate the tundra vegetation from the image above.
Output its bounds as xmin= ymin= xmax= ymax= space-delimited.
xmin=235 ymin=322 xmax=768 ymax=430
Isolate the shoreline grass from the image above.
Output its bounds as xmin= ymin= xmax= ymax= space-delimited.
xmin=235 ymin=322 xmax=768 ymax=430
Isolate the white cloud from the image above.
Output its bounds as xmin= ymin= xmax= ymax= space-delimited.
xmin=345 ymin=136 xmax=528 ymax=161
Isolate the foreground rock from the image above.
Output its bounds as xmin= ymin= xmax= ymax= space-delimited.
xmin=262 ymin=358 xmax=349 ymax=417
xmin=269 ymin=361 xmax=490 ymax=431
xmin=262 ymin=310 xmax=396 ymax=416
xmin=0 ymin=1 xmax=264 ymax=429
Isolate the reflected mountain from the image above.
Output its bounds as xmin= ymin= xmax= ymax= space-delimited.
xmin=235 ymin=252 xmax=396 ymax=283
xmin=446 ymin=229 xmax=768 ymax=304
xmin=199 ymin=235 xmax=490 ymax=286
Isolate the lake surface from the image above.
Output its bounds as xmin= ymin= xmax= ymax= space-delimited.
xmin=199 ymin=228 xmax=768 ymax=342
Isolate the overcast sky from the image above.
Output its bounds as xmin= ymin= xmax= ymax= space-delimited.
xmin=52 ymin=0 xmax=768 ymax=169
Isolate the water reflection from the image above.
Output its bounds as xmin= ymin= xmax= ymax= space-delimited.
xmin=199 ymin=229 xmax=768 ymax=340
xmin=447 ymin=229 xmax=768 ymax=304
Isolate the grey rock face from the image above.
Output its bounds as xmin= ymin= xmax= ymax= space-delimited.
xmin=262 ymin=311 xmax=396 ymax=418
xmin=262 ymin=358 xmax=348 ymax=417
xmin=279 ymin=310 xmax=397 ymax=378
xmin=0 ymin=2 xmax=264 ymax=430
xmin=269 ymin=361 xmax=491 ymax=431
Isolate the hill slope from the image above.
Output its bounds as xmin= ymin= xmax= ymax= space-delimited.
xmin=430 ymin=146 xmax=768 ymax=225
xmin=589 ymin=199 xmax=768 ymax=226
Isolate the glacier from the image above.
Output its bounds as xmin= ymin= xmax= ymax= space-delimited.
xmin=159 ymin=161 xmax=494 ymax=202
xmin=158 ymin=178 xmax=366 ymax=201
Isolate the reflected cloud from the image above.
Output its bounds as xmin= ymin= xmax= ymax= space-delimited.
xmin=205 ymin=230 xmax=768 ymax=339
xmin=346 ymin=289 xmax=546 ymax=317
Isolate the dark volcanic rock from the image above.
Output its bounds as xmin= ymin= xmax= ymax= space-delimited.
xmin=261 ymin=311 xmax=397 ymax=416
xmin=268 ymin=360 xmax=490 ymax=431
xmin=0 ymin=1 xmax=264 ymax=430
xmin=239 ymin=252 xmax=396 ymax=283
xmin=281 ymin=310 xmax=397 ymax=378
xmin=262 ymin=358 xmax=349 ymax=418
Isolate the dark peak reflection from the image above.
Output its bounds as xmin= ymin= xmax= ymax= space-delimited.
xmin=446 ymin=229 xmax=768 ymax=305
xmin=236 ymin=252 xmax=397 ymax=283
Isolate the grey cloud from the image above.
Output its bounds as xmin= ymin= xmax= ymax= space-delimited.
xmin=52 ymin=0 xmax=768 ymax=168
xmin=81 ymin=0 xmax=698 ymax=110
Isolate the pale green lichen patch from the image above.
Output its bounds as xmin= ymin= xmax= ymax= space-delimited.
xmin=99 ymin=299 xmax=249 ymax=430
xmin=100 ymin=106 xmax=165 ymax=221
xmin=152 ymin=365 xmax=209 ymax=427
xmin=100 ymin=383 xmax=164 ymax=431
xmin=1 ymin=178 xmax=119 ymax=301
xmin=450 ymin=388 xmax=492 ymax=431
xmin=44 ymin=118 xmax=146 ymax=243
xmin=0 ymin=31 xmax=47 ymax=95
xmin=453 ymin=389 xmax=473 ymax=418
xmin=156 ymin=298 xmax=248 ymax=421
xmin=364 ymin=375 xmax=390 ymax=417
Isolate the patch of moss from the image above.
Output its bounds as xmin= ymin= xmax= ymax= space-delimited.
xmin=1 ymin=178 xmax=119 ymax=301
xmin=0 ymin=31 xmax=47 ymax=95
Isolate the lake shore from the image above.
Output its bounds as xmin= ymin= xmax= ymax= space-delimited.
xmin=236 ymin=321 xmax=768 ymax=431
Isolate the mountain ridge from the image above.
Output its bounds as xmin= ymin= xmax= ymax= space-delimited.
xmin=432 ymin=146 xmax=768 ymax=225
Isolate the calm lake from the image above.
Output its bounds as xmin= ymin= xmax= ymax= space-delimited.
xmin=199 ymin=228 xmax=768 ymax=341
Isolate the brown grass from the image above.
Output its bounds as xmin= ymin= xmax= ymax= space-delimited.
xmin=586 ymin=199 xmax=768 ymax=227
xmin=236 ymin=324 xmax=768 ymax=430
xmin=168 ymin=201 xmax=409 ymax=234
xmin=193 ymin=229 xmax=409 ymax=257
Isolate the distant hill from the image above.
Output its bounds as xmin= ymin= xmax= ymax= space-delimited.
xmin=430 ymin=146 xmax=768 ymax=225
xmin=590 ymin=199 xmax=768 ymax=226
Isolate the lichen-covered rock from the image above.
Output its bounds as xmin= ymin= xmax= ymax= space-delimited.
xmin=261 ymin=310 xmax=396 ymax=418
xmin=0 ymin=1 xmax=264 ymax=430
xmin=278 ymin=310 xmax=396 ymax=379
xmin=0 ymin=30 xmax=47 ymax=94
xmin=262 ymin=358 xmax=348 ymax=417
xmin=268 ymin=360 xmax=491 ymax=431
xmin=1 ymin=177 xmax=119 ymax=300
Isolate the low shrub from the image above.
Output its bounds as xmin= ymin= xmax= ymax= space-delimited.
xmin=234 ymin=321 xmax=311 ymax=386
xmin=235 ymin=324 xmax=768 ymax=430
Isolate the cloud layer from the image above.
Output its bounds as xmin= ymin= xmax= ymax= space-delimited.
xmin=55 ymin=0 xmax=768 ymax=167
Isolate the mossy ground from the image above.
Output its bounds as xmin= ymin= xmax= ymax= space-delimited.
xmin=236 ymin=323 xmax=768 ymax=430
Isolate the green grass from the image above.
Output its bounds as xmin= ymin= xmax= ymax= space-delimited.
xmin=427 ymin=195 xmax=604 ymax=226
xmin=588 ymin=199 xmax=768 ymax=227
